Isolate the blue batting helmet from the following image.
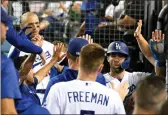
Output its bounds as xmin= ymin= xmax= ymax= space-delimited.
xmin=107 ymin=41 xmax=129 ymax=56
xmin=107 ymin=41 xmax=130 ymax=69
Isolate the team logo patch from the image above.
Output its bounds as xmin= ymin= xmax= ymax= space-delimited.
xmin=115 ymin=43 xmax=121 ymax=50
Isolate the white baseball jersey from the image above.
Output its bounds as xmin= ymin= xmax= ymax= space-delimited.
xmin=105 ymin=1 xmax=125 ymax=20
xmin=8 ymin=40 xmax=54 ymax=103
xmin=44 ymin=80 xmax=126 ymax=114
xmin=104 ymin=71 xmax=151 ymax=95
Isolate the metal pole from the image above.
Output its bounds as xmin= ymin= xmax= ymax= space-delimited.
xmin=166 ymin=59 xmax=168 ymax=99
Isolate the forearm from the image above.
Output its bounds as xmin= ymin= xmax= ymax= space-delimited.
xmin=1 ymin=98 xmax=18 ymax=114
xmin=136 ymin=34 xmax=155 ymax=65
xmin=155 ymin=66 xmax=166 ymax=77
xmin=112 ymin=15 xmax=136 ymax=26
xmin=6 ymin=24 xmax=42 ymax=54
xmin=34 ymin=58 xmax=58 ymax=83
xmin=76 ymin=21 xmax=85 ymax=37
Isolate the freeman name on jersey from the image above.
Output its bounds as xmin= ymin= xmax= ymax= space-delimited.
xmin=67 ymin=91 xmax=109 ymax=106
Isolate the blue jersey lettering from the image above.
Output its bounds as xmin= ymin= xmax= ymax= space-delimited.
xmin=67 ymin=91 xmax=109 ymax=106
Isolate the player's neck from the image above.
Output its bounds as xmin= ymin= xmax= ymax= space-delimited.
xmin=109 ymin=70 xmax=126 ymax=79
xmin=133 ymin=105 xmax=158 ymax=114
xmin=77 ymin=69 xmax=97 ymax=81
xmin=69 ymin=62 xmax=79 ymax=70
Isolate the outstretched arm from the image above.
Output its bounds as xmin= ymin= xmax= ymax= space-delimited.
xmin=34 ymin=43 xmax=65 ymax=84
xmin=19 ymin=37 xmax=45 ymax=84
xmin=134 ymin=20 xmax=165 ymax=76
xmin=6 ymin=23 xmax=43 ymax=54
xmin=134 ymin=20 xmax=155 ymax=65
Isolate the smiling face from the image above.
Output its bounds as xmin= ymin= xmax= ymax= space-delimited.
xmin=20 ymin=12 xmax=40 ymax=37
xmin=107 ymin=53 xmax=126 ymax=73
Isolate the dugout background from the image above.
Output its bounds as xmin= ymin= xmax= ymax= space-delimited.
xmin=4 ymin=0 xmax=168 ymax=73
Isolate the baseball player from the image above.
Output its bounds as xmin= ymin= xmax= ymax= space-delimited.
xmin=8 ymin=12 xmax=54 ymax=103
xmin=105 ymin=20 xmax=165 ymax=113
xmin=134 ymin=20 xmax=165 ymax=76
xmin=1 ymin=9 xmax=21 ymax=114
xmin=1 ymin=7 xmax=46 ymax=64
xmin=105 ymin=41 xmax=151 ymax=89
xmin=44 ymin=43 xmax=126 ymax=114
xmin=42 ymin=37 xmax=106 ymax=105
xmin=105 ymin=20 xmax=165 ymax=90
xmin=104 ymin=41 xmax=151 ymax=113
xmin=13 ymin=55 xmax=51 ymax=114
xmin=12 ymin=43 xmax=64 ymax=114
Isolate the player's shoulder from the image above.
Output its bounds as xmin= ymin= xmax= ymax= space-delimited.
xmin=43 ymin=40 xmax=54 ymax=46
xmin=103 ymin=73 xmax=112 ymax=82
xmin=103 ymin=73 xmax=109 ymax=76
xmin=103 ymin=73 xmax=111 ymax=79
xmin=93 ymin=81 xmax=118 ymax=95
xmin=50 ymin=73 xmax=65 ymax=83
xmin=1 ymin=53 xmax=8 ymax=61
xmin=127 ymin=71 xmax=151 ymax=78
xmin=1 ymin=53 xmax=13 ymax=67
xmin=51 ymin=80 xmax=75 ymax=90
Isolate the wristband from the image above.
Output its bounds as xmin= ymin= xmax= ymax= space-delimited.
xmin=155 ymin=60 xmax=166 ymax=67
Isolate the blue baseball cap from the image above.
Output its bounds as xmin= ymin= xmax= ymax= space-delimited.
xmin=68 ymin=38 xmax=89 ymax=56
xmin=1 ymin=7 xmax=15 ymax=25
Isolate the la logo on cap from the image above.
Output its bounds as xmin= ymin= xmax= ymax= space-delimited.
xmin=115 ymin=43 xmax=121 ymax=50
xmin=76 ymin=52 xmax=80 ymax=55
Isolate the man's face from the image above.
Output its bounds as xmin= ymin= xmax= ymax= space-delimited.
xmin=1 ymin=22 xmax=8 ymax=44
xmin=26 ymin=69 xmax=34 ymax=83
xmin=108 ymin=53 xmax=126 ymax=73
xmin=22 ymin=15 xmax=40 ymax=37
xmin=2 ymin=0 xmax=8 ymax=7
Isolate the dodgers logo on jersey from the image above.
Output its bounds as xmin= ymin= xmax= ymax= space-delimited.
xmin=33 ymin=51 xmax=52 ymax=68
xmin=115 ymin=43 xmax=121 ymax=50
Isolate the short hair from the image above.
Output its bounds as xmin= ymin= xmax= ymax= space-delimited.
xmin=21 ymin=12 xmax=39 ymax=24
xmin=80 ymin=43 xmax=105 ymax=72
xmin=135 ymin=76 xmax=166 ymax=113
xmin=67 ymin=52 xmax=78 ymax=62
xmin=160 ymin=100 xmax=168 ymax=115
xmin=13 ymin=55 xmax=28 ymax=71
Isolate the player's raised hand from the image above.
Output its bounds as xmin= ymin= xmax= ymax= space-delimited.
xmin=79 ymin=34 xmax=93 ymax=44
xmin=32 ymin=35 xmax=44 ymax=47
xmin=116 ymin=82 xmax=129 ymax=101
xmin=53 ymin=43 xmax=66 ymax=62
xmin=149 ymin=30 xmax=165 ymax=61
xmin=151 ymin=30 xmax=165 ymax=43
xmin=134 ymin=20 xmax=142 ymax=38
xmin=31 ymin=34 xmax=43 ymax=41
xmin=110 ymin=82 xmax=129 ymax=101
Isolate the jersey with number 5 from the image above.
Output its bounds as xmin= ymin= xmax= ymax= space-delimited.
xmin=44 ymin=80 xmax=125 ymax=114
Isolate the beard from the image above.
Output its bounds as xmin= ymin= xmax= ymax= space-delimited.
xmin=111 ymin=66 xmax=124 ymax=74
